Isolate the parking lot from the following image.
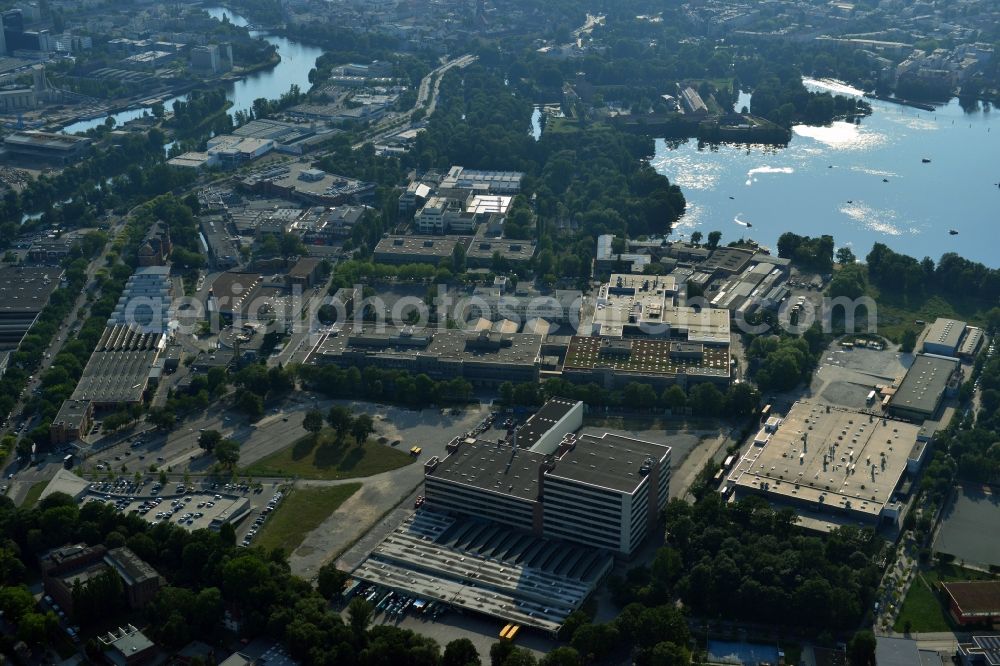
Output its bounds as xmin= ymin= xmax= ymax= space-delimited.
xmin=75 ymin=477 xmax=285 ymax=540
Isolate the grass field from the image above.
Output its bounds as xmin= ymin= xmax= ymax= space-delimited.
xmin=21 ymin=480 xmax=47 ymax=507
xmin=241 ymin=428 xmax=413 ymax=480
xmin=894 ymin=564 xmax=997 ymax=633
xmin=253 ymin=483 xmax=361 ymax=554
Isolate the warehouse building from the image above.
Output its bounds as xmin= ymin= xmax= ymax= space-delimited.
xmin=438 ymin=166 xmax=524 ymax=195
xmin=107 ymin=266 xmax=172 ymax=334
xmin=306 ymin=326 xmax=542 ymax=387
xmin=424 ymin=399 xmax=671 ymax=556
xmin=239 ymin=163 xmax=375 ymax=206
xmin=3 ymin=130 xmax=91 ymax=164
xmin=887 ymin=354 xmax=961 ymax=421
xmin=923 ymin=318 xmax=967 ymax=357
xmin=562 ymin=336 xmax=731 ymax=390
xmin=725 ymin=401 xmax=924 ymax=528
xmin=0 ymin=266 xmax=62 ymax=347
xmin=70 ymin=325 xmax=165 ymax=408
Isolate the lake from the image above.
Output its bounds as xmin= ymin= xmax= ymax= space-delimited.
xmin=61 ymin=6 xmax=324 ymax=134
xmin=652 ymin=79 xmax=1000 ymax=267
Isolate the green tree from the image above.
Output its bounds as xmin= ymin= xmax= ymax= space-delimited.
xmin=350 ymin=413 xmax=375 ymax=446
xmin=690 ymin=231 xmax=703 ymax=245
xmin=215 ymin=439 xmax=240 ymax=470
xmin=836 ymin=246 xmax=857 ymax=265
xmin=706 ymin=230 xmax=722 ymax=250
xmin=661 ymin=385 xmax=687 ymax=411
xmin=326 ymin=405 xmax=354 ymax=443
xmin=538 ymin=647 xmax=581 ymax=666
xmin=900 ymin=329 xmax=917 ymax=353
xmin=687 ymin=383 xmax=724 ymax=417
xmin=317 ymin=562 xmax=348 ymax=599
xmin=452 ymin=242 xmax=467 ymax=273
xmin=443 ymin=638 xmax=481 ymax=666
xmin=198 ymin=429 xmax=223 ymax=452
xmin=847 ymin=630 xmax=876 ymax=666
xmin=303 ymin=409 xmax=324 ymax=442
xmin=347 ymin=597 xmax=373 ymax=639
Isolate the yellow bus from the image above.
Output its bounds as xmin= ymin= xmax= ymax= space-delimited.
xmin=500 ymin=623 xmax=513 ymax=639
xmin=506 ymin=625 xmax=520 ymax=641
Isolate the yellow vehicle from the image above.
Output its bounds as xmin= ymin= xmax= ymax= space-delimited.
xmin=500 ymin=623 xmax=513 ymax=640
xmin=505 ymin=625 xmax=520 ymax=641
xmin=410 ymin=446 xmax=422 ymax=456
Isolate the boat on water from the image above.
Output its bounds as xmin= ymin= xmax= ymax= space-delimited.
xmin=922 ymin=158 xmax=931 ymax=163
xmin=883 ymin=178 xmax=889 ymax=182
xmin=949 ymin=229 xmax=959 ymax=235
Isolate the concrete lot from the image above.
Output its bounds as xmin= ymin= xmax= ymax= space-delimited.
xmin=765 ymin=339 xmax=912 ymax=411
xmin=285 ymin=402 xmax=489 ymax=579
xmin=933 ymin=485 xmax=1000 ymax=568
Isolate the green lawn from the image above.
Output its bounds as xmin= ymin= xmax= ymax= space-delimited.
xmin=254 ymin=483 xmax=361 ymax=554
xmin=894 ymin=564 xmax=997 ymax=633
xmin=241 ymin=428 xmax=413 ymax=480
xmin=21 ymin=480 xmax=48 ymax=507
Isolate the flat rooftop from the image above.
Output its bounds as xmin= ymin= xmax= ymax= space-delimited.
xmin=4 ymin=130 xmax=91 ymax=151
xmin=727 ymin=402 xmax=921 ymax=517
xmin=517 ymin=397 xmax=579 ymax=450
xmin=702 ymin=246 xmax=754 ymax=274
xmin=549 ymin=433 xmax=671 ymax=495
xmin=564 ymin=336 xmax=731 ymax=379
xmin=925 ymin=317 xmax=965 ymax=351
xmin=312 ymin=327 xmax=543 ymax=367
xmin=429 ymin=440 xmax=548 ymax=502
xmin=0 ymin=266 xmax=63 ymax=313
xmin=889 ymin=354 xmax=959 ymax=415
xmin=374 ymin=235 xmax=467 ymax=258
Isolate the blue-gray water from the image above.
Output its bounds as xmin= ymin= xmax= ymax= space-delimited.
xmin=61 ymin=6 xmax=323 ymax=134
xmin=653 ymin=79 xmax=1000 ymax=267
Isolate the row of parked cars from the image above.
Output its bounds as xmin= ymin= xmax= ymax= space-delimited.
xmin=353 ymin=584 xmax=446 ymax=621
xmin=242 ymin=491 xmax=284 ymax=546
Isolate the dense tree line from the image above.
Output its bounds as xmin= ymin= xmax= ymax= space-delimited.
xmin=867 ymin=243 xmax=1000 ymax=303
xmin=0 ymin=130 xmax=191 ymax=253
xmin=611 ymin=495 xmax=884 ymax=631
xmin=777 ymin=232 xmax=835 ymax=273
xmin=299 ymin=365 xmax=473 ymax=406
xmin=496 ymin=377 xmax=760 ymax=419
xmin=0 ymin=491 xmax=526 ymax=665
xmin=169 ymin=89 xmax=234 ymax=140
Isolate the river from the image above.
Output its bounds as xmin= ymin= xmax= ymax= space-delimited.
xmin=60 ymin=6 xmax=324 ymax=134
xmin=652 ymin=79 xmax=1000 ymax=267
